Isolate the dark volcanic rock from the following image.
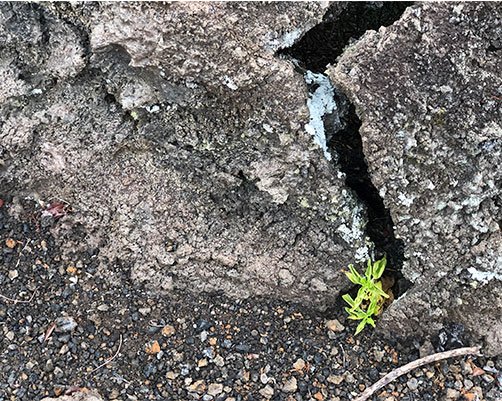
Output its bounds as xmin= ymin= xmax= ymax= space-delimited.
xmin=329 ymin=2 xmax=502 ymax=355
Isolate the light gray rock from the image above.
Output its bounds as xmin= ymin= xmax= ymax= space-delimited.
xmin=0 ymin=3 xmax=369 ymax=307
xmin=329 ymin=2 xmax=502 ymax=355
xmin=282 ymin=377 xmax=298 ymax=393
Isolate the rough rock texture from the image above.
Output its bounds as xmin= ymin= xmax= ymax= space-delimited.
xmin=0 ymin=2 xmax=369 ymax=307
xmin=329 ymin=2 xmax=502 ymax=355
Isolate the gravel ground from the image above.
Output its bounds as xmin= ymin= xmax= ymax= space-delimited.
xmin=0 ymin=197 xmax=501 ymax=401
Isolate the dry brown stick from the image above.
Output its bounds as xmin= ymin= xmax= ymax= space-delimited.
xmin=89 ymin=334 xmax=123 ymax=374
xmin=0 ymin=288 xmax=37 ymax=304
xmin=353 ymin=346 xmax=481 ymax=401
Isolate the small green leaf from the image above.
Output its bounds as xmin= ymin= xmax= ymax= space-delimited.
xmin=355 ymin=320 xmax=367 ymax=335
xmin=366 ymin=317 xmax=376 ymax=327
xmin=342 ymin=294 xmax=356 ymax=308
xmin=372 ymin=255 xmax=387 ymax=279
xmin=373 ymin=282 xmax=390 ymax=298
xmin=347 ymin=265 xmax=363 ymax=284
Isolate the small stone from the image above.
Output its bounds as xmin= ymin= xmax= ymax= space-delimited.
xmin=8 ymin=270 xmax=18 ymax=280
xmin=166 ymin=371 xmax=178 ymax=380
xmin=373 ymin=349 xmax=385 ymax=362
xmin=419 ymin=340 xmax=435 ymax=358
xmin=282 ymin=377 xmax=297 ymax=393
xmin=138 ymin=307 xmax=151 ymax=316
xmin=325 ymin=319 xmax=345 ymax=332
xmin=209 ymin=337 xmax=217 ymax=346
xmin=161 ymin=325 xmax=175 ymax=337
xmin=446 ymin=388 xmax=460 ymax=399
xmin=259 ymin=385 xmax=274 ymax=398
xmin=213 ymin=355 xmax=225 ymax=367
xmin=53 ymin=366 xmax=64 ymax=379
xmin=145 ymin=340 xmax=161 ymax=355
xmin=293 ymin=358 xmax=305 ymax=371
xmin=54 ymin=316 xmax=77 ymax=332
xmin=344 ymin=373 xmax=356 ymax=384
xmin=5 ymin=238 xmax=17 ymax=248
xmin=198 ymin=358 xmax=208 ymax=367
xmin=314 ymin=392 xmax=324 ymax=400
xmin=463 ymin=379 xmax=474 ymax=390
xmin=188 ymin=380 xmax=206 ymax=394
xmin=407 ymin=377 xmax=419 ymax=391
xmin=327 ymin=375 xmax=344 ymax=385
xmin=207 ymin=383 xmax=223 ymax=396
xmin=6 ymin=331 xmax=15 ymax=341
xmin=109 ymin=389 xmax=120 ymax=399
xmin=97 ymin=304 xmax=109 ymax=312
xmin=66 ymin=265 xmax=77 ymax=275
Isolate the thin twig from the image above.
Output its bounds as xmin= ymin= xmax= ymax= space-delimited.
xmin=354 ymin=346 xmax=481 ymax=401
xmin=15 ymin=238 xmax=31 ymax=268
xmin=0 ymin=288 xmax=37 ymax=304
xmin=340 ymin=343 xmax=346 ymax=369
xmin=43 ymin=322 xmax=57 ymax=343
xmin=89 ymin=334 xmax=123 ymax=374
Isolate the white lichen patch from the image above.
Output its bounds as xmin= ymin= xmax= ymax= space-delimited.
xmin=467 ymin=267 xmax=502 ymax=284
xmin=267 ymin=28 xmax=303 ymax=50
xmin=336 ymin=191 xmax=371 ymax=262
xmin=304 ymin=71 xmax=336 ymax=161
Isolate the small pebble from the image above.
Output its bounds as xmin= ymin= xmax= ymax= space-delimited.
xmin=282 ymin=377 xmax=297 ymax=393
xmin=407 ymin=377 xmax=419 ymax=391
xmin=8 ymin=270 xmax=18 ymax=280
xmin=161 ymin=325 xmax=175 ymax=337
xmin=259 ymin=385 xmax=274 ymax=398
xmin=325 ymin=319 xmax=345 ymax=332
xmin=207 ymin=383 xmax=223 ymax=396
xmin=327 ymin=375 xmax=344 ymax=385
xmin=446 ymin=388 xmax=460 ymax=399
xmin=293 ymin=358 xmax=305 ymax=371
xmin=213 ymin=355 xmax=225 ymax=367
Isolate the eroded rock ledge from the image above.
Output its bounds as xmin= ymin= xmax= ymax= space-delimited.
xmin=0 ymin=3 xmax=369 ymax=308
xmin=328 ymin=2 xmax=501 ymax=355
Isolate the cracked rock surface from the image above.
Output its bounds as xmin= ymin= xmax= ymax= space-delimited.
xmin=0 ymin=2 xmax=369 ymax=308
xmin=328 ymin=2 xmax=502 ymax=355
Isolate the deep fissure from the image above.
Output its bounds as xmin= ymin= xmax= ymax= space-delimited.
xmin=281 ymin=2 xmax=413 ymax=295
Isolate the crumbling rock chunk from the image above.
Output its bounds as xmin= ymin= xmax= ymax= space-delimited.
xmin=0 ymin=3 xmax=371 ymax=308
xmin=328 ymin=2 xmax=502 ymax=355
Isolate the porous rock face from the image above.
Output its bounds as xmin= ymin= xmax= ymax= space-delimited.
xmin=329 ymin=3 xmax=502 ymax=355
xmin=0 ymin=3 xmax=368 ymax=306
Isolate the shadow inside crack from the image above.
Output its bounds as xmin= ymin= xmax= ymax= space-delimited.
xmin=280 ymin=2 xmax=414 ymax=298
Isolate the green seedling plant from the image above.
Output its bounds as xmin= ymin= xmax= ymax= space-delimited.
xmin=342 ymin=255 xmax=389 ymax=335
